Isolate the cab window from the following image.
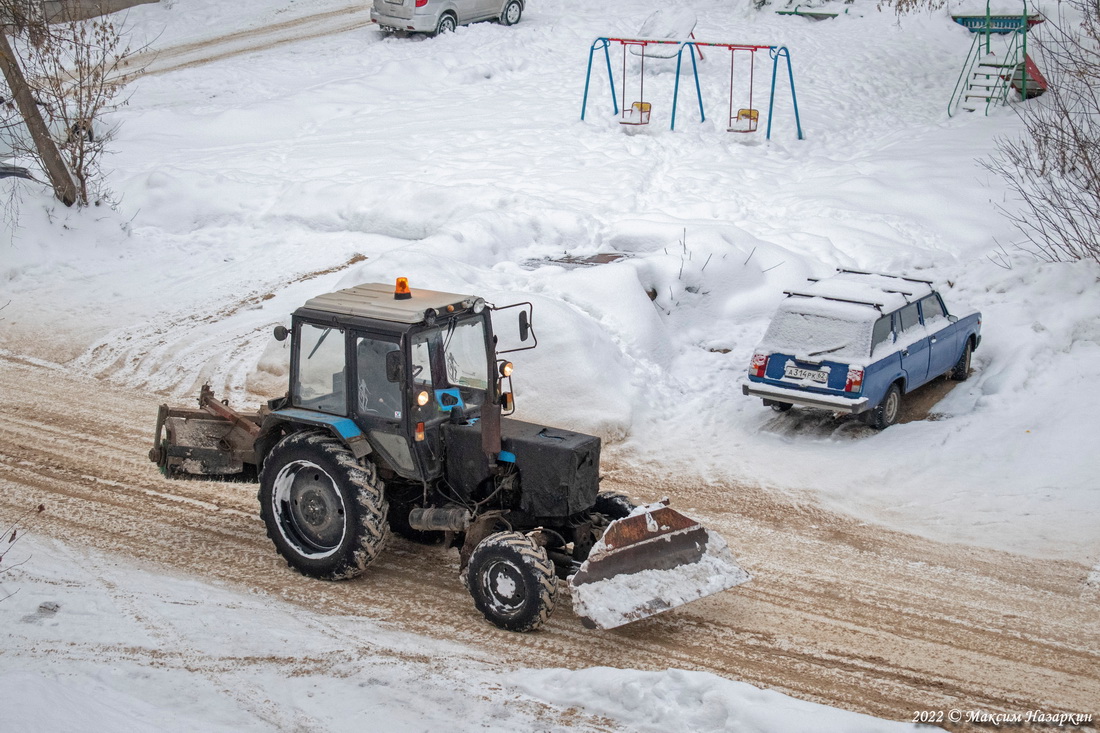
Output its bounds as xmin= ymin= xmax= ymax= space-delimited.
xmin=355 ymin=336 xmax=402 ymax=420
xmin=294 ymin=323 xmax=347 ymax=415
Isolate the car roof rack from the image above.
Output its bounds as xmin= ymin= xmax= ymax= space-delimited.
xmin=783 ymin=290 xmax=885 ymax=311
xmin=836 ymin=268 xmax=934 ymax=287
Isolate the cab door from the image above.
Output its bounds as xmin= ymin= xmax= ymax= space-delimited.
xmin=352 ymin=333 xmax=421 ymax=480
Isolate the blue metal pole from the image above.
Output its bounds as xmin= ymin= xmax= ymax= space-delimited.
xmin=603 ymin=39 xmax=618 ymax=115
xmin=672 ymin=43 xmax=685 ymax=130
xmin=783 ymin=47 xmax=804 ymax=140
xmin=581 ymin=38 xmax=616 ymax=121
xmin=767 ymin=47 xmax=779 ymax=140
xmin=581 ymin=39 xmax=598 ymax=121
xmin=672 ymin=42 xmax=705 ymax=131
xmin=690 ymin=42 xmax=705 ymax=124
xmin=765 ymin=47 xmax=804 ymax=140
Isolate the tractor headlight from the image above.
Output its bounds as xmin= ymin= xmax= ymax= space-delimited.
xmin=472 ymin=298 xmax=486 ymax=314
xmin=499 ymin=361 xmax=513 ymax=377
xmin=417 ymin=390 xmax=430 ymax=406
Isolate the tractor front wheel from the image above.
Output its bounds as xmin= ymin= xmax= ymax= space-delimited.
xmin=258 ymin=431 xmax=389 ymax=580
xmin=467 ymin=531 xmax=557 ymax=632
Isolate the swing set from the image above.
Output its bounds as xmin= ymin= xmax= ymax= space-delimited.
xmin=581 ymin=37 xmax=804 ymax=139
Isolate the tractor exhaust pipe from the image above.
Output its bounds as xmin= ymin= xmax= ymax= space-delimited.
xmin=408 ymin=505 xmax=472 ymax=533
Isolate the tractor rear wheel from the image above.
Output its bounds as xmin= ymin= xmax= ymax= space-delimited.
xmin=258 ymin=431 xmax=389 ymax=580
xmin=467 ymin=531 xmax=557 ymax=632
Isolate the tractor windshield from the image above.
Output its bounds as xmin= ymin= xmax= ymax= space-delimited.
xmin=411 ymin=316 xmax=490 ymax=413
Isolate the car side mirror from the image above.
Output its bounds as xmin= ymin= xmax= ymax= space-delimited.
xmin=948 ymin=314 xmax=958 ymax=323
xmin=385 ymin=350 xmax=403 ymax=382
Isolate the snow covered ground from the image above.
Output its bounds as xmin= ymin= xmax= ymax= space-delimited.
xmin=2 ymin=0 xmax=1098 ymax=728
xmin=1 ymin=535 xmax=922 ymax=732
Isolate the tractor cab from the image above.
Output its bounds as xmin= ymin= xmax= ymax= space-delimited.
xmin=276 ymin=279 xmax=529 ymax=486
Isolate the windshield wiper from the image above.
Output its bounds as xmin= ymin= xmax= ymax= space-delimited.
xmin=306 ymin=328 xmax=332 ymax=359
xmin=808 ymin=341 xmax=850 ymax=357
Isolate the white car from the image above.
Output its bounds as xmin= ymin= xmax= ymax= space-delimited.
xmin=371 ymin=0 xmax=524 ymax=36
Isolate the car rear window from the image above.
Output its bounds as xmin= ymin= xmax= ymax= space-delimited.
xmin=760 ymin=310 xmax=872 ymax=361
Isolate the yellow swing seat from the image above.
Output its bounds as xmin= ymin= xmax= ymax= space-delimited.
xmin=620 ymin=101 xmax=652 ymax=126
xmin=728 ymin=108 xmax=759 ymax=133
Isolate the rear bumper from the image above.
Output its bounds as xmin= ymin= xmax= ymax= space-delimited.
xmin=742 ymin=382 xmax=870 ymax=414
xmin=371 ymin=8 xmax=437 ymax=32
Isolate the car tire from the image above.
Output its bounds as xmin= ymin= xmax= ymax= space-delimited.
xmin=433 ymin=13 xmax=456 ymax=36
xmin=950 ymin=340 xmax=972 ymax=381
xmin=770 ymin=401 xmax=793 ymax=412
xmin=864 ymin=383 xmax=902 ymax=430
xmin=467 ymin=531 xmax=557 ymax=632
xmin=499 ymin=0 xmax=522 ymax=25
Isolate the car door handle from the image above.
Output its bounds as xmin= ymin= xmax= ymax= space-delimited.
xmin=902 ymin=349 xmax=910 ymax=356
xmin=930 ymin=337 xmax=937 ymax=343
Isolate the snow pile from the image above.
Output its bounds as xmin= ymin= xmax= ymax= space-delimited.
xmin=517 ymin=667 xmax=926 ymax=733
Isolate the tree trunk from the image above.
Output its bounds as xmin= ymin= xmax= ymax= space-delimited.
xmin=0 ymin=30 xmax=78 ymax=206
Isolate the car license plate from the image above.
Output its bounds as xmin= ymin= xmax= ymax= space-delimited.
xmin=784 ymin=365 xmax=827 ymax=383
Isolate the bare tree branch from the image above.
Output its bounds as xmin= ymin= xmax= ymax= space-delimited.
xmin=982 ymin=1 xmax=1100 ymax=265
xmin=1 ymin=1 xmax=148 ymax=208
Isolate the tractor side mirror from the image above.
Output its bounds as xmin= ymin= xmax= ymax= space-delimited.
xmin=273 ymin=325 xmax=289 ymax=342
xmin=519 ymin=310 xmax=530 ymax=342
xmin=385 ymin=350 xmax=404 ymax=382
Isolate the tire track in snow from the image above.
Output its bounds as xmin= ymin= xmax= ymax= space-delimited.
xmin=122 ymin=5 xmax=375 ymax=81
xmin=1 ymin=355 xmax=1097 ymax=727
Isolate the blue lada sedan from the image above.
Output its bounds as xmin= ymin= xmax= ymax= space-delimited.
xmin=742 ymin=270 xmax=982 ymax=429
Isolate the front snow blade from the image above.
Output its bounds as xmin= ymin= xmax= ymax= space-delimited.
xmin=569 ymin=505 xmax=751 ymax=630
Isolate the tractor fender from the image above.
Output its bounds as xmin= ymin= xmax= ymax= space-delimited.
xmin=256 ymin=409 xmax=372 ymax=469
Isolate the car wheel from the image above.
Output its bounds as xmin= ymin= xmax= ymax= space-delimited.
xmin=434 ymin=13 xmax=456 ymax=36
xmin=499 ymin=0 xmax=522 ymax=25
xmin=770 ymin=401 xmax=793 ymax=412
xmin=951 ymin=340 xmax=972 ymax=381
xmin=864 ymin=383 xmax=902 ymax=430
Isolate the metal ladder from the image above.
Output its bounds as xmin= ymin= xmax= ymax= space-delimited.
xmin=948 ymin=1 xmax=1033 ymax=117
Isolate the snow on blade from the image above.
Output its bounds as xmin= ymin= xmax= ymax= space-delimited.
xmin=570 ymin=505 xmax=752 ymax=630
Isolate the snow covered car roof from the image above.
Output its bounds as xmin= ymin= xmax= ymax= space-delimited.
xmin=781 ymin=269 xmax=935 ymax=320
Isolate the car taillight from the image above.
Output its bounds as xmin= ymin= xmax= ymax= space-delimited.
xmin=415 ymin=0 xmax=428 ymax=6
xmin=750 ymin=353 xmax=768 ymax=378
xmin=845 ymin=367 xmax=864 ymax=393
